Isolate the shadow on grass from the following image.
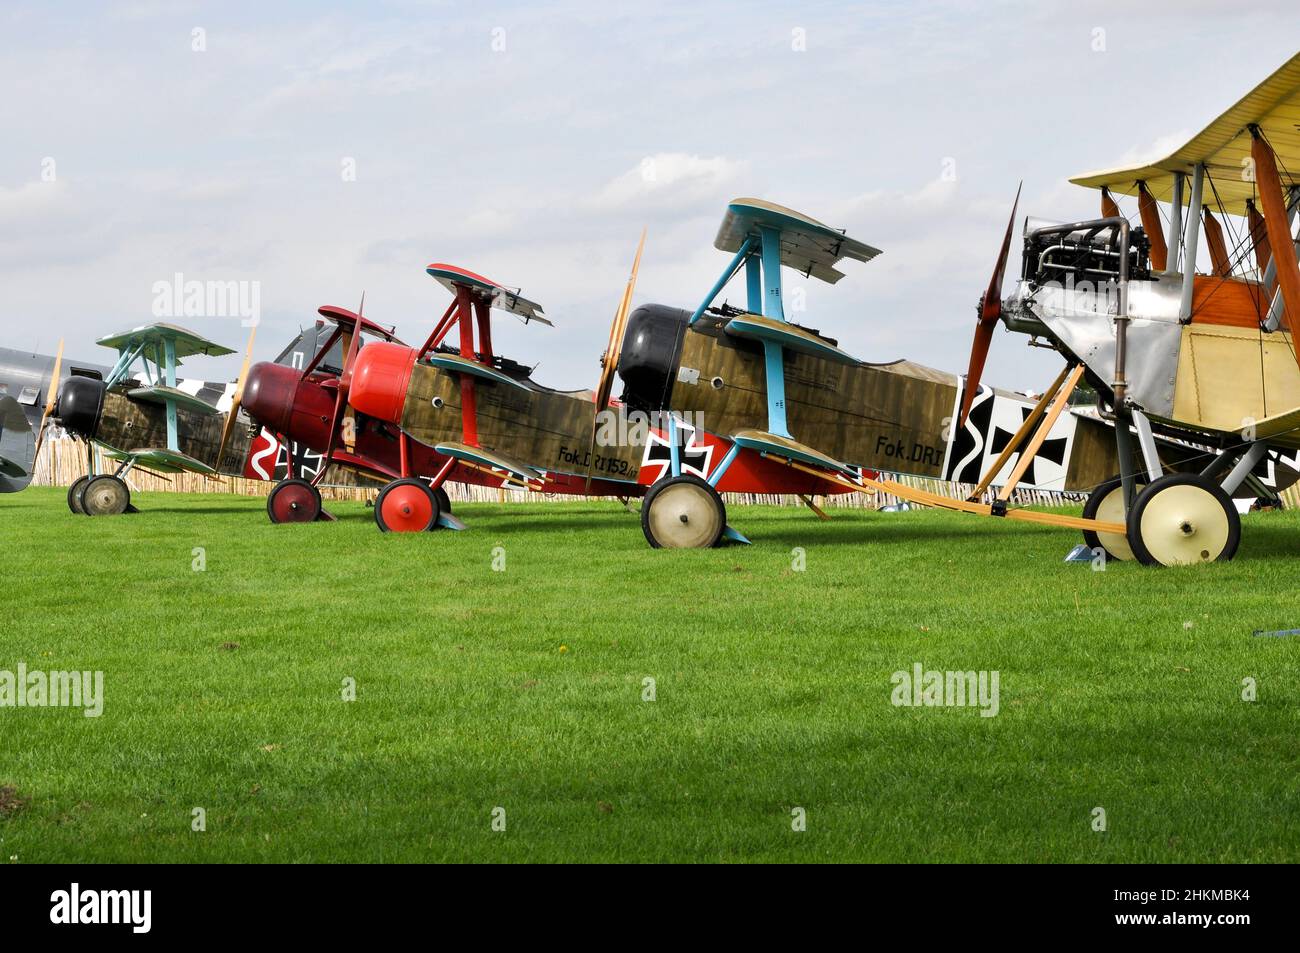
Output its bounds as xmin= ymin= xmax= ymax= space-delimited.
xmin=736 ymin=513 xmax=1047 ymax=549
xmin=1234 ymin=517 xmax=1300 ymax=561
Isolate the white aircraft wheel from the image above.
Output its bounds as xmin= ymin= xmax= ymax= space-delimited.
xmin=641 ymin=475 xmax=725 ymax=549
xmin=1126 ymin=473 xmax=1241 ymax=567
xmin=67 ymin=474 xmax=91 ymax=514
xmin=80 ymin=475 xmax=130 ymax=517
xmin=1081 ymin=476 xmax=1144 ymax=562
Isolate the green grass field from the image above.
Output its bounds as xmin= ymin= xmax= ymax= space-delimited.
xmin=2 ymin=486 xmax=1299 ymax=863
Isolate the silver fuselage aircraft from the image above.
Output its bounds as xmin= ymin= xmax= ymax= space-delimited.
xmin=0 ymin=321 xmax=359 ymax=499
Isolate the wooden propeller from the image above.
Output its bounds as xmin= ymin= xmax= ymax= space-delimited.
xmin=585 ymin=228 xmax=646 ymax=492
xmin=216 ymin=322 xmax=258 ymax=467
xmin=32 ymin=338 xmax=64 ymax=462
xmin=958 ymin=183 xmax=1021 ymax=429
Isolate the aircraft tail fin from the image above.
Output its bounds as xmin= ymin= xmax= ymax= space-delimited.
xmin=0 ymin=394 xmax=37 ymax=492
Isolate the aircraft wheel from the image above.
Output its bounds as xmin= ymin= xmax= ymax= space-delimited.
xmin=641 ymin=474 xmax=725 ymax=549
xmin=375 ymin=478 xmax=439 ymax=533
xmin=79 ymin=475 xmax=130 ymax=517
xmin=1126 ymin=473 xmax=1241 ymax=566
xmin=266 ymin=478 xmax=322 ymax=524
xmin=434 ymin=486 xmax=451 ymax=515
xmin=67 ymin=475 xmax=91 ymax=514
xmin=1081 ymin=476 xmax=1144 ymax=562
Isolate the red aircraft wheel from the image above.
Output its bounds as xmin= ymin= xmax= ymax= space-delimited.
xmin=375 ymin=478 xmax=440 ymax=533
xmin=266 ymin=478 xmax=322 ymax=524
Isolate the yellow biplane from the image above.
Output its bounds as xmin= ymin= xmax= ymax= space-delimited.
xmin=964 ymin=52 xmax=1300 ymax=565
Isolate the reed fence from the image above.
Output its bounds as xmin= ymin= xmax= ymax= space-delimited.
xmin=30 ymin=437 xmax=1297 ymax=509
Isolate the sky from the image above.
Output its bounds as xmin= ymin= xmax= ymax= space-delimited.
xmin=2 ymin=1 xmax=1298 ymax=392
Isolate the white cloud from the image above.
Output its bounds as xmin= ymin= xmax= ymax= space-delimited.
xmin=0 ymin=179 xmax=68 ymax=224
xmin=1106 ymin=130 xmax=1192 ymax=171
xmin=587 ymin=154 xmax=747 ymax=212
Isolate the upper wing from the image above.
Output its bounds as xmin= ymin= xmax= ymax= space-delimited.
xmin=714 ymin=197 xmax=882 ymax=284
xmin=96 ymin=323 xmax=236 ymax=362
xmin=316 ymin=305 xmax=403 ymax=342
xmin=426 ymin=263 xmax=551 ymax=325
xmin=1069 ymin=53 xmax=1300 ymax=214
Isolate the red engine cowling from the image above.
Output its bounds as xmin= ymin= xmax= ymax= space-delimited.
xmin=242 ymin=361 xmax=337 ymax=450
xmin=348 ymin=342 xmax=417 ymax=426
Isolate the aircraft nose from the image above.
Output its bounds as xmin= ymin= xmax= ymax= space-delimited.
xmin=241 ymin=361 xmax=297 ymax=435
xmin=56 ymin=376 xmax=106 ymax=440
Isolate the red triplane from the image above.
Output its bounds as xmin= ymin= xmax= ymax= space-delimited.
xmin=236 ymin=261 xmax=647 ymax=531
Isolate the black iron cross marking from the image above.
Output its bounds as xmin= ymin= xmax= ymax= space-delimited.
xmin=990 ymin=408 xmax=1068 ymax=487
xmin=644 ymin=420 xmax=712 ymax=478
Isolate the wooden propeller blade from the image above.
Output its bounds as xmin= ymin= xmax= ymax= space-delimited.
xmin=585 ymin=228 xmax=646 ymax=492
xmin=217 ymin=323 xmax=258 ymax=467
xmin=960 ymin=184 xmax=1021 ymax=427
xmin=981 ymin=181 xmax=1021 ymax=323
xmin=33 ymin=338 xmax=64 ymax=462
xmin=957 ymin=322 xmax=996 ymax=431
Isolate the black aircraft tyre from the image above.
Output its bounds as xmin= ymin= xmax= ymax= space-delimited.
xmin=433 ymin=486 xmax=451 ymax=516
xmin=1126 ymin=472 xmax=1241 ymax=566
xmin=67 ymin=474 xmax=91 ymax=514
xmin=266 ymin=478 xmax=323 ymax=524
xmin=79 ymin=475 xmax=131 ymax=517
xmin=1081 ymin=475 xmax=1145 ymax=562
xmin=641 ymin=474 xmax=726 ymax=549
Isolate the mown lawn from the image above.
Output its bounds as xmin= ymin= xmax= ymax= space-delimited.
xmin=1 ymin=486 xmax=1298 ymax=862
